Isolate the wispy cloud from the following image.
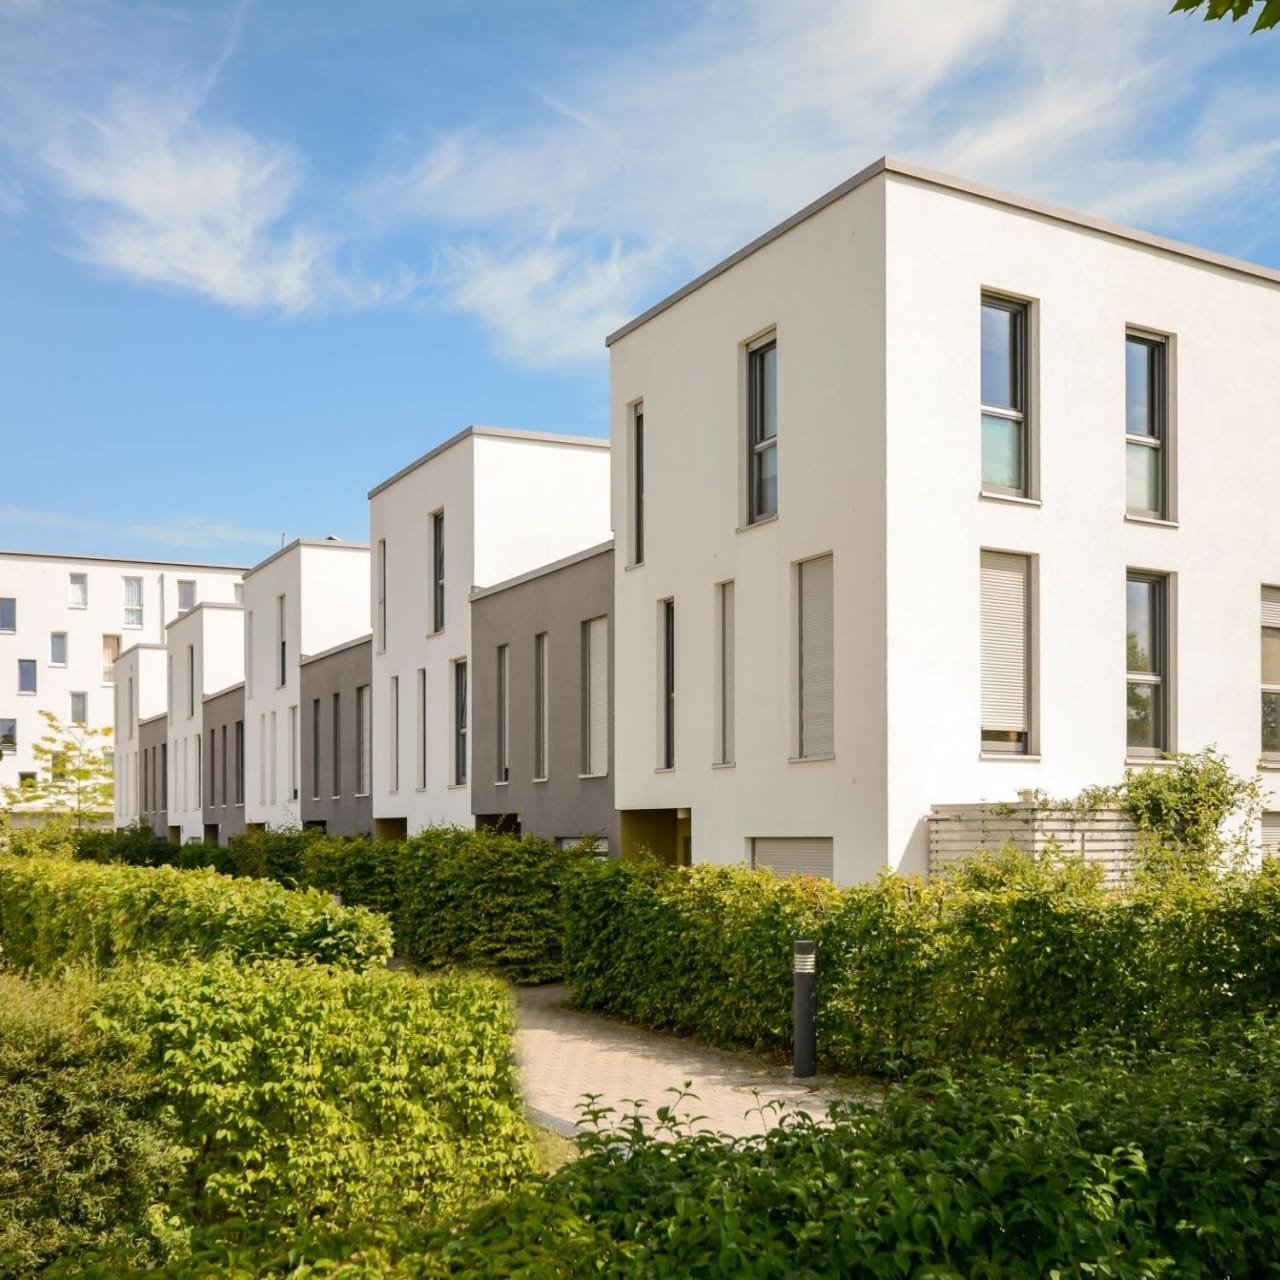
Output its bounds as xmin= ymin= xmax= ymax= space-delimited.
xmin=0 ymin=506 xmax=277 ymax=554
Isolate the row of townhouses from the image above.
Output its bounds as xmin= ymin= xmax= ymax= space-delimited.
xmin=6 ymin=158 xmax=1280 ymax=882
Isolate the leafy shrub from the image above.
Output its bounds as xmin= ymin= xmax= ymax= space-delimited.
xmin=300 ymin=834 xmax=401 ymax=919
xmin=75 ymin=824 xmax=180 ymax=868
xmin=0 ymin=859 xmax=392 ymax=974
xmin=217 ymin=826 xmax=315 ymax=885
xmin=0 ymin=814 xmax=80 ymax=861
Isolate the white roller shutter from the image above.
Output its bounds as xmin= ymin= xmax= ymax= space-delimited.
xmin=799 ymin=556 xmax=834 ymax=757
xmin=719 ymin=582 xmax=735 ymax=764
xmin=752 ymin=837 xmax=834 ymax=880
xmin=1262 ymin=587 xmax=1280 ymax=628
xmin=587 ymin=616 xmax=608 ymax=776
xmin=981 ymin=551 xmax=1029 ymax=734
xmin=1262 ymin=812 xmax=1280 ymax=854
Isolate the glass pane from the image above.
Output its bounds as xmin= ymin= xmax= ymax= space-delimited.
xmin=51 ymin=634 xmax=66 ymax=664
xmin=981 ymin=413 xmax=1022 ymax=491
xmin=981 ymin=302 xmax=1019 ymax=409
xmin=1126 ymin=338 xmax=1154 ymax=437
xmin=1126 ymin=442 xmax=1161 ymax=514
xmin=752 ymin=344 xmax=777 ymax=443
xmin=1126 ymin=578 xmax=1158 ymax=674
xmin=1264 ymin=629 xmax=1280 ymax=686
xmin=753 ymin=445 xmax=777 ymax=516
xmin=0 ymin=599 xmax=14 ymax=630
xmin=1127 ymin=681 xmax=1162 ymax=751
xmin=1264 ymin=691 xmax=1280 ymax=755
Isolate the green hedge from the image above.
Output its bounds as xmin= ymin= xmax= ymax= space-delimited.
xmin=0 ymin=859 xmax=392 ymax=974
xmin=74 ymin=824 xmax=181 ymax=868
xmin=563 ymin=849 xmax=1280 ymax=1075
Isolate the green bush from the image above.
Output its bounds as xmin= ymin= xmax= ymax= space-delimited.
xmin=75 ymin=824 xmax=181 ymax=868
xmin=300 ymin=834 xmax=401 ymax=919
xmin=0 ymin=859 xmax=392 ymax=974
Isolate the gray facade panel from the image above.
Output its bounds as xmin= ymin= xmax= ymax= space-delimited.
xmin=201 ymin=683 xmax=246 ymax=844
xmin=471 ymin=547 xmax=617 ymax=849
xmin=137 ymin=715 xmax=168 ymax=837
xmin=300 ymin=637 xmax=373 ymax=837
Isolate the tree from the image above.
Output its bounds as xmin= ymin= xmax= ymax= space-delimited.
xmin=1171 ymin=0 xmax=1280 ymax=32
xmin=1 ymin=710 xmax=114 ymax=828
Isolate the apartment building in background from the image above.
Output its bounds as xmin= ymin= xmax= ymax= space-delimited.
xmin=241 ymin=539 xmax=370 ymax=831
xmin=470 ymin=541 xmax=617 ymax=850
xmin=368 ymin=426 xmax=610 ymax=839
xmin=0 ymin=551 xmax=244 ymax=810
xmin=608 ymin=155 xmax=1280 ymax=883
xmin=164 ymin=603 xmax=245 ymax=843
xmin=300 ymin=635 xmax=373 ymax=837
xmin=113 ymin=643 xmax=167 ymax=828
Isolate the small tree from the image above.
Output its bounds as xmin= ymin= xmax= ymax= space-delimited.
xmin=0 ymin=710 xmax=114 ymax=829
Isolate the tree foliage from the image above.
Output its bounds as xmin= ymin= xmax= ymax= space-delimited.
xmin=0 ymin=710 xmax=113 ymax=827
xmin=1171 ymin=0 xmax=1280 ymax=32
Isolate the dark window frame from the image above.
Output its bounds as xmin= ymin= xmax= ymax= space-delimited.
xmin=432 ymin=512 xmax=445 ymax=634
xmin=454 ymin=660 xmax=468 ymax=786
xmin=632 ymin=403 xmax=645 ymax=564
xmin=980 ymin=294 xmax=1029 ymax=498
xmin=1125 ymin=332 xmax=1168 ymax=519
xmin=747 ymin=339 xmax=777 ymax=523
xmin=1126 ymin=571 xmax=1169 ymax=758
xmin=661 ymin=599 xmax=675 ymax=769
xmin=331 ymin=692 xmax=341 ymax=798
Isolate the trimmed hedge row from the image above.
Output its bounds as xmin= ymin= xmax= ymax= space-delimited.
xmin=563 ymin=849 xmax=1280 ymax=1075
xmin=0 ymin=858 xmax=392 ymax=974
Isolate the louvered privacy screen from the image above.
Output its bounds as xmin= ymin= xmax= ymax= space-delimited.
xmin=718 ymin=581 xmax=735 ymax=764
xmin=1263 ymin=587 xmax=1280 ymax=628
xmin=752 ymin=837 xmax=834 ymax=880
xmin=586 ymin=616 xmax=608 ymax=776
xmin=981 ymin=551 xmax=1029 ymax=734
xmin=1263 ymin=811 xmax=1280 ymax=853
xmin=799 ymin=556 xmax=834 ymax=757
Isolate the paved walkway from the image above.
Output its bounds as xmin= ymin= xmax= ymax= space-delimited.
xmin=515 ymin=984 xmax=848 ymax=1139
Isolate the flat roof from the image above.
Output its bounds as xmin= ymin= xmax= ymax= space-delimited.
xmin=164 ymin=600 xmax=244 ymax=630
xmin=470 ymin=540 xmax=614 ymax=601
xmin=203 ymin=679 xmax=245 ymax=702
xmin=243 ymin=536 xmax=370 ymax=580
xmin=368 ymin=425 xmax=609 ymax=500
xmin=0 ymin=548 xmax=249 ymax=572
xmin=300 ymin=632 xmax=373 ymax=665
xmin=605 ymin=155 xmax=1280 ymax=346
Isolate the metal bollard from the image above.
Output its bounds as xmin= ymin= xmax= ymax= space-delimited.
xmin=793 ymin=940 xmax=817 ymax=1078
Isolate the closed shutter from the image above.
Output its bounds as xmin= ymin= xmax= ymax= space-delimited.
xmin=587 ymin=616 xmax=608 ymax=776
xmin=799 ymin=556 xmax=834 ymax=757
xmin=721 ymin=582 xmax=735 ymax=764
xmin=1262 ymin=812 xmax=1280 ymax=853
xmin=1262 ymin=588 xmax=1280 ymax=628
xmin=752 ymin=837 xmax=833 ymax=880
xmin=981 ymin=551 xmax=1029 ymax=733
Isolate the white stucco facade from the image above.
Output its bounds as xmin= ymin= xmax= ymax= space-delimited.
xmin=164 ymin=603 xmax=244 ymax=842
xmin=369 ymin=427 xmax=611 ymax=835
xmin=241 ymin=540 xmax=370 ymax=830
xmin=112 ymin=644 xmax=167 ymax=827
xmin=609 ymin=157 xmax=1280 ymax=883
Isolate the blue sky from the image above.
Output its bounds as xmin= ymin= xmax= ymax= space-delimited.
xmin=1 ymin=0 xmax=1277 ymax=568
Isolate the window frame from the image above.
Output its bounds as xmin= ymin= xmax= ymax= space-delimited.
xmin=715 ymin=581 xmax=735 ymax=766
xmin=177 ymin=579 xmax=196 ymax=614
xmin=0 ymin=598 xmax=15 ymax=632
xmin=630 ymin=401 xmax=645 ymax=564
xmin=18 ymin=658 xmax=36 ymax=695
xmin=70 ymin=691 xmax=87 ymax=725
xmin=660 ymin=599 xmax=675 ymax=769
xmin=1126 ymin=570 xmax=1170 ymax=759
xmin=980 ymin=550 xmax=1035 ymax=756
xmin=0 ymin=718 xmax=16 ymax=753
xmin=331 ymin=692 xmax=341 ymax=799
xmin=50 ymin=632 xmax=68 ymax=667
xmin=1125 ymin=330 xmax=1169 ymax=520
xmin=980 ymin=293 xmax=1030 ymax=499
xmin=122 ymin=576 xmax=143 ymax=629
xmin=356 ymin=684 xmax=371 ymax=796
xmin=68 ymin=573 xmax=88 ymax=609
xmin=496 ymin=643 xmax=510 ymax=783
xmin=431 ymin=511 xmax=446 ymax=634
xmin=1261 ymin=588 xmax=1280 ymax=764
xmin=533 ymin=631 xmax=549 ymax=781
xmin=747 ymin=336 xmax=778 ymax=524
xmin=453 ymin=659 xmax=468 ymax=786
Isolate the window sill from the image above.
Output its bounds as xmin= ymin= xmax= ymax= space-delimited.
xmin=979 ymin=490 xmax=1041 ymax=508
xmin=736 ymin=513 xmax=779 ymax=534
xmin=980 ymin=752 xmax=1042 ymax=762
xmin=494 ymin=780 xmax=509 ymax=787
xmin=426 ymin=629 xmax=445 ymax=640
xmin=17 ymin=691 xmax=35 ymax=697
xmin=1125 ymin=756 xmax=1176 ymax=767
xmin=654 ymin=766 xmax=675 ymax=774
xmin=49 ymin=663 xmax=67 ymax=670
xmin=533 ymin=777 xmax=548 ymax=785
xmin=1259 ymin=758 xmax=1280 ymax=772
xmin=67 ymin=605 xmax=88 ymax=611
xmin=578 ymin=772 xmax=608 ymax=780
xmin=1124 ymin=513 xmax=1179 ymax=529
xmin=623 ymin=561 xmax=646 ymax=572
xmin=447 ymin=782 xmax=468 ymax=790
xmin=788 ymin=753 xmax=834 ymax=763
xmin=712 ymin=761 xmax=736 ymax=770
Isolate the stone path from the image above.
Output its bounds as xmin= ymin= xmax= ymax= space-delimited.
xmin=515 ymin=984 xmax=849 ymax=1139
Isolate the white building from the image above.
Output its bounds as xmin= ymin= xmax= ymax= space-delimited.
xmin=241 ymin=538 xmax=370 ymax=830
xmin=113 ymin=643 xmax=167 ymax=828
xmin=608 ymin=156 xmax=1280 ymax=884
xmin=0 ymin=551 xmax=244 ymax=809
xmin=164 ymin=603 xmax=245 ymax=843
xmin=368 ymin=427 xmax=611 ymax=838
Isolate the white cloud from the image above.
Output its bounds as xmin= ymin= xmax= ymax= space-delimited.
xmin=0 ymin=505 xmax=277 ymax=553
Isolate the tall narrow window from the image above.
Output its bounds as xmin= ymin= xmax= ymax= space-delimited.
xmin=245 ymin=612 xmax=254 ymax=698
xmin=269 ymin=710 xmax=277 ymax=805
xmin=186 ymin=645 xmax=195 ymax=717
xmin=233 ymin=582 xmax=244 ymax=605
xmin=661 ymin=599 xmax=675 ymax=769
xmin=160 ymin=742 xmax=167 ymax=810
xmin=454 ymin=660 xmax=468 ymax=785
xmin=195 ymin=733 xmax=202 ymax=808
xmin=980 ymin=551 xmax=1031 ymax=754
xmin=798 ymin=555 xmax=834 ymax=759
xmin=234 ymin=720 xmax=244 ymax=805
xmin=220 ymin=725 xmax=227 ymax=806
xmin=258 ymin=714 xmax=266 ymax=804
xmin=357 ymin=684 xmax=371 ymax=796
xmin=980 ymin=296 xmax=1028 ymax=496
xmin=432 ymin=512 xmax=445 ymax=633
xmin=70 ymin=691 xmax=87 ymax=725
xmin=534 ymin=633 xmax=549 ymax=779
xmin=748 ymin=338 xmax=778 ymax=522
xmin=288 ymin=705 xmax=298 ymax=800
xmin=0 ymin=598 xmax=15 ymax=631
xmin=582 ymin=617 xmax=609 ymax=777
xmin=716 ymin=582 xmax=735 ymax=765
xmin=50 ymin=632 xmax=67 ymax=665
xmin=376 ymin=539 xmax=387 ymax=650
xmin=331 ymin=693 xmax=341 ymax=797
xmin=1126 ymin=333 xmax=1168 ymax=518
xmin=128 ymin=677 xmax=135 ymax=736
xmin=631 ymin=403 xmax=645 ymax=564
xmin=18 ymin=659 xmax=36 ymax=694
xmin=416 ymin=668 xmax=427 ymax=789
xmin=102 ymin=634 xmax=120 ymax=683
xmin=68 ymin=573 xmax=87 ymax=608
xmin=277 ymin=595 xmax=287 ymax=687
xmin=177 ymin=580 xmax=195 ymax=614
xmin=390 ymin=675 xmax=400 ymax=791
xmin=1127 ymin=572 xmax=1168 ymax=757
xmin=311 ymin=700 xmax=320 ymax=800
xmin=496 ymin=644 xmax=510 ymax=782
xmin=0 ymin=720 xmax=15 ymax=753
xmin=1262 ymin=588 xmax=1280 ymax=761
xmin=123 ymin=576 xmax=143 ymax=627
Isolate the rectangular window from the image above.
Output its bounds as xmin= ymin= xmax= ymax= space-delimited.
xmin=583 ymin=617 xmax=608 ymax=776
xmin=376 ymin=539 xmax=387 ymax=650
xmin=980 ymin=551 xmax=1031 ymax=754
xmin=187 ymin=645 xmax=195 ymax=717
xmin=258 ymin=715 xmax=266 ymax=804
xmin=195 ymin=732 xmax=202 ymax=808
xmin=0 ymin=598 xmax=14 ymax=631
xmin=288 ymin=705 xmax=298 ymax=800
xmin=331 ymin=693 xmax=341 ymax=797
xmin=798 ymin=555 xmax=834 ymax=759
xmin=128 ymin=676 xmax=135 ymax=736
xmin=631 ymin=402 xmax=645 ymax=564
xmin=1262 ymin=812 xmax=1280 ymax=856
xmin=357 ymin=684 xmax=371 ymax=796
xmin=277 ymin=595 xmax=287 ymax=687
xmin=102 ymin=634 xmax=120 ymax=683
xmin=496 ymin=644 xmax=510 ymax=782
xmin=390 ymin=675 xmax=400 ymax=791
xmin=18 ymin=659 xmax=36 ymax=694
xmin=177 ymin=580 xmax=195 ymax=614
xmin=751 ymin=837 xmax=834 ymax=880
xmin=245 ymin=612 xmax=253 ymax=698
xmin=0 ymin=719 xmax=16 ymax=753
xmin=70 ymin=691 xmax=87 ymax=724
xmin=220 ymin=725 xmax=227 ymax=806
xmin=747 ymin=338 xmax=778 ymax=522
xmin=1126 ymin=333 xmax=1168 ymax=518
xmin=534 ymin=632 xmax=549 ymax=780
xmin=980 ymin=295 xmax=1028 ymax=496
xmin=234 ymin=720 xmax=244 ymax=805
xmin=123 ymin=576 xmax=143 ymax=627
xmin=269 ymin=710 xmax=277 ymax=805
xmin=68 ymin=573 xmax=87 ymax=608
xmin=432 ymin=511 xmax=445 ymax=633
xmin=50 ymin=632 xmax=67 ymax=666
xmin=416 ymin=667 xmax=427 ymax=789
xmin=311 ymin=699 xmax=321 ymax=800
xmin=160 ymin=742 xmax=167 ymax=810
xmin=661 ymin=599 xmax=675 ymax=769
xmin=1127 ymin=572 xmax=1169 ymax=757
xmin=715 ymin=582 xmax=735 ymax=765
xmin=233 ymin=582 xmax=244 ymax=605
xmin=454 ymin=660 xmax=468 ymax=785
xmin=1261 ymin=588 xmax=1280 ymax=760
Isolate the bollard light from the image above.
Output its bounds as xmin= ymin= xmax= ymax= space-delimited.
xmin=793 ymin=939 xmax=817 ymax=1078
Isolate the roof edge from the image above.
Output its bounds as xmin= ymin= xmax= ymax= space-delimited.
xmin=0 ymin=549 xmax=249 ymax=571
xmin=243 ymin=537 xmax=371 ymax=580
xmin=470 ymin=539 xmax=615 ymax=601
xmin=163 ymin=601 xmax=244 ymax=630
xmin=203 ymin=679 xmax=246 ymax=702
xmin=300 ymin=632 xmax=373 ymax=666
